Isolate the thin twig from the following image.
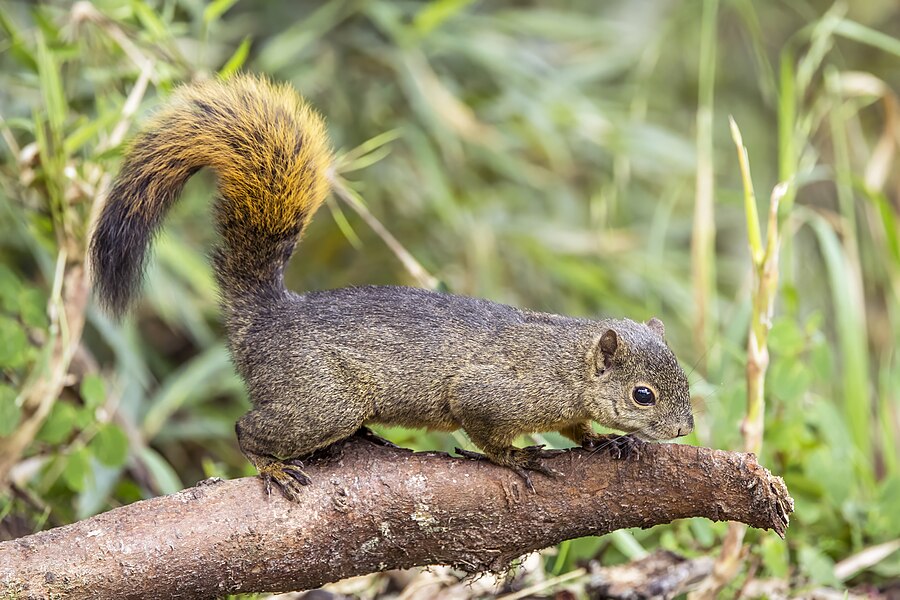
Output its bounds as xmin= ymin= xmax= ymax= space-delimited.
xmin=69 ymin=2 xmax=159 ymax=83
xmin=328 ymin=171 xmax=440 ymax=290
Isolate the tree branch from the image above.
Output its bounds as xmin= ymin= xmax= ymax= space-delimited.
xmin=0 ymin=439 xmax=792 ymax=599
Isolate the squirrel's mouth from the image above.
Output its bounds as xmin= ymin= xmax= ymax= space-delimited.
xmin=630 ymin=428 xmax=679 ymax=442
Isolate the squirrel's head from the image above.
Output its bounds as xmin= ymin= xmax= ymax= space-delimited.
xmin=583 ymin=318 xmax=693 ymax=441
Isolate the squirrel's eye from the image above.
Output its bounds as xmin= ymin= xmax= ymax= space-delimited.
xmin=632 ymin=386 xmax=657 ymax=407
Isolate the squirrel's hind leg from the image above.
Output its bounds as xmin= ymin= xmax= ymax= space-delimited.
xmin=235 ymin=402 xmax=363 ymax=501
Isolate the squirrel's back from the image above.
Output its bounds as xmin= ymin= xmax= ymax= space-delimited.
xmin=89 ymin=75 xmax=332 ymax=322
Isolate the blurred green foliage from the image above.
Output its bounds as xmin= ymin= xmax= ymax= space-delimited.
xmin=0 ymin=0 xmax=898 ymax=597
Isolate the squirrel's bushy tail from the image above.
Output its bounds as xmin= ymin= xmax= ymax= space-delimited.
xmin=89 ymin=75 xmax=331 ymax=317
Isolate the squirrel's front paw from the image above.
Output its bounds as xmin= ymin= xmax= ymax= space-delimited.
xmin=579 ymin=433 xmax=643 ymax=459
xmin=579 ymin=432 xmax=611 ymax=450
xmin=456 ymin=445 xmax=563 ymax=492
xmin=518 ymin=445 xmax=565 ymax=472
xmin=257 ymin=460 xmax=311 ymax=502
xmin=605 ymin=434 xmax=643 ymax=460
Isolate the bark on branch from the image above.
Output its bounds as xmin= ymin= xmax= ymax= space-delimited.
xmin=0 ymin=439 xmax=792 ymax=599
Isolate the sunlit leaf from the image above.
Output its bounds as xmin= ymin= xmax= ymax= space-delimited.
xmin=0 ymin=315 xmax=29 ymax=368
xmin=80 ymin=375 xmax=106 ymax=412
xmin=219 ymin=36 xmax=251 ymax=79
xmin=62 ymin=447 xmax=91 ymax=493
xmin=37 ymin=401 xmax=78 ymax=444
xmin=89 ymin=423 xmax=129 ymax=467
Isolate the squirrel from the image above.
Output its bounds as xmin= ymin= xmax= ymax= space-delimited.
xmin=89 ymin=74 xmax=694 ymax=498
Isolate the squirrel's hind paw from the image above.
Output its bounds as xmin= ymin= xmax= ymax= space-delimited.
xmin=258 ymin=461 xmax=312 ymax=502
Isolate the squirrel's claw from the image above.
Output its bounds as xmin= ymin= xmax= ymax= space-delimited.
xmin=283 ymin=465 xmax=312 ymax=486
xmin=518 ymin=445 xmax=564 ymax=479
xmin=354 ymin=426 xmax=400 ymax=448
xmin=579 ymin=433 xmax=609 ymax=450
xmin=512 ymin=449 xmax=562 ymax=492
xmin=607 ymin=434 xmax=643 ymax=460
xmin=455 ymin=445 xmax=563 ymax=491
xmin=454 ymin=447 xmax=487 ymax=461
xmin=579 ymin=433 xmax=643 ymax=459
xmin=257 ymin=461 xmax=312 ymax=502
xmin=521 ymin=444 xmax=566 ymax=459
xmin=512 ymin=466 xmax=537 ymax=493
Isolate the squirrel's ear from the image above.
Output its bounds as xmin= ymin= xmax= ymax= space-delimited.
xmin=594 ymin=329 xmax=620 ymax=372
xmin=600 ymin=329 xmax=618 ymax=356
xmin=646 ymin=317 xmax=666 ymax=339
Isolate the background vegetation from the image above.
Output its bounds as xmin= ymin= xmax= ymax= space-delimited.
xmin=1 ymin=0 xmax=898 ymax=597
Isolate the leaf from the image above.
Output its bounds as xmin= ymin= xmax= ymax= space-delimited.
xmin=204 ymin=0 xmax=239 ymax=23
xmin=89 ymin=423 xmax=129 ymax=467
xmin=834 ymin=19 xmax=900 ymax=59
xmin=0 ymin=315 xmax=30 ymax=368
xmin=807 ymin=214 xmax=871 ymax=466
xmin=141 ymin=345 xmax=237 ymax=439
xmin=798 ymin=546 xmax=840 ymax=587
xmin=336 ymin=129 xmax=403 ymax=174
xmin=769 ymin=359 xmax=813 ymax=403
xmin=128 ymin=0 xmax=168 ymax=40
xmin=256 ymin=1 xmax=347 ymax=72
xmin=689 ymin=518 xmax=715 ymax=547
xmin=37 ymin=401 xmax=78 ymax=444
xmin=610 ymin=529 xmax=648 ymax=560
xmin=810 ymin=341 xmax=833 ymax=382
xmin=413 ymin=0 xmax=475 ymax=35
xmin=219 ymin=36 xmax=252 ymax=79
xmin=138 ymin=447 xmax=183 ymax=495
xmin=76 ymin=460 xmax=124 ymax=520
xmin=805 ymin=445 xmax=852 ymax=506
xmin=18 ymin=287 xmax=48 ymax=329
xmin=0 ymin=8 xmax=37 ymax=71
xmin=760 ymin=534 xmax=790 ymax=579
xmin=80 ymin=375 xmax=106 ymax=411
xmin=62 ymin=447 xmax=90 ymax=493
xmin=869 ymin=476 xmax=900 ymax=537
xmin=769 ymin=317 xmax=807 ymax=357
xmin=36 ymin=32 xmax=66 ymax=147
xmin=0 ymin=385 xmax=21 ymax=437
xmin=64 ymin=110 xmax=121 ymax=155
xmin=0 ymin=265 xmax=22 ymax=312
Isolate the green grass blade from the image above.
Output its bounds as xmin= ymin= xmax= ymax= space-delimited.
xmin=219 ymin=36 xmax=251 ymax=78
xmin=833 ymin=19 xmax=900 ymax=58
xmin=805 ymin=211 xmax=873 ymax=486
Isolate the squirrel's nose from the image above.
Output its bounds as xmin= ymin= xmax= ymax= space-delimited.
xmin=676 ymin=416 xmax=694 ymax=437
